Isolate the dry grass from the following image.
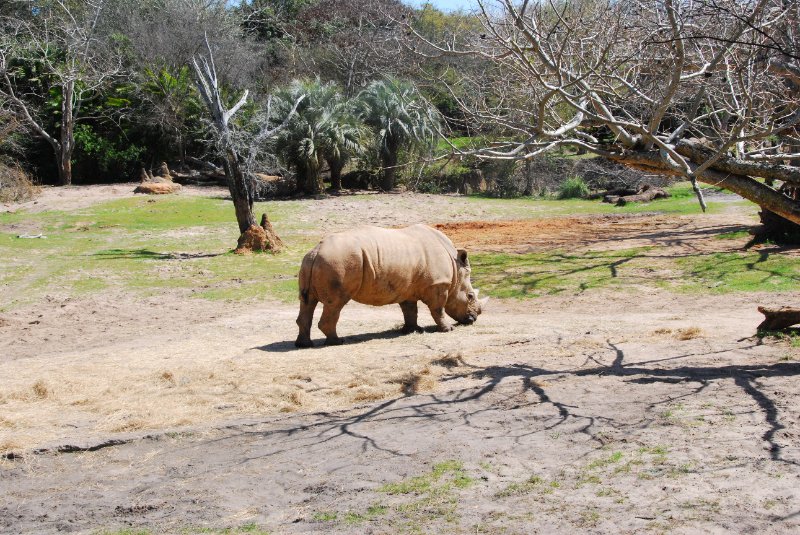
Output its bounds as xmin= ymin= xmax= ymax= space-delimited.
xmin=0 ymin=162 xmax=39 ymax=204
xmin=391 ymin=367 xmax=438 ymax=395
xmin=431 ymin=352 xmax=465 ymax=368
xmin=676 ymin=327 xmax=704 ymax=340
xmin=31 ymin=380 xmax=49 ymax=399
xmin=352 ymin=388 xmax=392 ymax=403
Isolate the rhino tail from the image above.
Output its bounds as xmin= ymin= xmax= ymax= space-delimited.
xmin=299 ymin=244 xmax=321 ymax=304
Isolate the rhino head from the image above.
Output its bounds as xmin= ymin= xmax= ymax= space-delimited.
xmin=446 ymin=249 xmax=489 ymax=325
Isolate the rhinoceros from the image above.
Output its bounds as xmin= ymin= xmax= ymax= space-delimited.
xmin=295 ymin=224 xmax=486 ymax=347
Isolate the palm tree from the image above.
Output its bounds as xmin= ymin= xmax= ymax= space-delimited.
xmin=320 ymin=101 xmax=369 ymax=191
xmin=274 ymin=79 xmax=367 ymax=194
xmin=357 ymin=79 xmax=439 ymax=191
xmin=274 ymin=79 xmax=338 ymax=195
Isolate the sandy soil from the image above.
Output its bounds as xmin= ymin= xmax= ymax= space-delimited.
xmin=2 ymin=188 xmax=800 ymax=534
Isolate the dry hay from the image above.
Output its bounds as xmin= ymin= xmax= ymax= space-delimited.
xmin=134 ymin=182 xmax=182 ymax=195
xmin=0 ymin=162 xmax=39 ymax=203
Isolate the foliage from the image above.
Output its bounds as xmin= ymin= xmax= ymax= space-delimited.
xmin=557 ymin=176 xmax=590 ymax=199
xmin=73 ymin=124 xmax=144 ymax=178
xmin=273 ymin=78 xmax=366 ymax=193
xmin=481 ymin=159 xmax=522 ymax=198
xmin=414 ymin=159 xmax=472 ymax=194
xmin=357 ymin=78 xmax=440 ymax=190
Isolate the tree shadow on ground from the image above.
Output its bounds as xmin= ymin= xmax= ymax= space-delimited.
xmin=219 ymin=340 xmax=800 ymax=470
xmin=92 ymin=249 xmax=224 ymax=260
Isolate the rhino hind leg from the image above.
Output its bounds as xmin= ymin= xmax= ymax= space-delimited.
xmin=295 ymin=295 xmax=319 ymax=348
xmin=319 ymin=299 xmax=347 ymax=345
xmin=400 ymin=301 xmax=423 ymax=334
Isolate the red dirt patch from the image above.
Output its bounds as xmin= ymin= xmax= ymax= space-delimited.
xmin=435 ymin=213 xmax=762 ymax=254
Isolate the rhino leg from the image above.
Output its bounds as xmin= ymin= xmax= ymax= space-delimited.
xmin=400 ymin=301 xmax=423 ymax=334
xmin=295 ymin=295 xmax=319 ymax=348
xmin=425 ymin=288 xmax=453 ymax=333
xmin=319 ymin=299 xmax=347 ymax=345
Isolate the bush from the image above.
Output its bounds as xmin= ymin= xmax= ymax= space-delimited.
xmin=482 ymin=159 xmax=524 ymax=198
xmin=0 ymin=162 xmax=39 ymax=203
xmin=557 ymin=176 xmax=590 ymax=199
xmin=413 ymin=160 xmax=472 ymax=193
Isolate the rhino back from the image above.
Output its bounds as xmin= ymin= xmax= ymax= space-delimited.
xmin=313 ymin=225 xmax=456 ymax=306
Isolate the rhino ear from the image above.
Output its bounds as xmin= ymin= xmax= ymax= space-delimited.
xmin=457 ymin=249 xmax=469 ymax=266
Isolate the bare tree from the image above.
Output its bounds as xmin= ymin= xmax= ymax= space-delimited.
xmin=409 ymin=0 xmax=800 ymax=226
xmin=0 ymin=0 xmax=121 ymax=185
xmin=192 ymin=37 xmax=302 ymax=245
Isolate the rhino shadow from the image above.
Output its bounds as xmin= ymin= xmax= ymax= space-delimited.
xmin=255 ymin=325 xmax=446 ymax=353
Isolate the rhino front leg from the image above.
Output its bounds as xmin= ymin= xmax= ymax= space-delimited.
xmin=295 ymin=295 xmax=318 ymax=348
xmin=319 ymin=299 xmax=347 ymax=345
xmin=425 ymin=289 xmax=453 ymax=333
xmin=400 ymin=301 xmax=423 ymax=334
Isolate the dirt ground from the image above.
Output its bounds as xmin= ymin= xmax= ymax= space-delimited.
xmin=2 ymin=187 xmax=800 ymax=534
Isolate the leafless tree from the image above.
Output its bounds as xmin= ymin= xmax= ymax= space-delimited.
xmin=0 ymin=0 xmax=122 ymax=185
xmin=409 ymin=0 xmax=800 ymax=225
xmin=192 ymin=37 xmax=302 ymax=241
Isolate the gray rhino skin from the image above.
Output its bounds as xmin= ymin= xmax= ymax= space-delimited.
xmin=295 ymin=224 xmax=484 ymax=347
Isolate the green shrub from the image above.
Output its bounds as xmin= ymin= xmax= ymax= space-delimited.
xmin=414 ymin=160 xmax=472 ymax=193
xmin=557 ymin=176 xmax=590 ymax=199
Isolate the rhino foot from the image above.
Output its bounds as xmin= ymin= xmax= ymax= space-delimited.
xmin=325 ymin=336 xmax=345 ymax=346
xmin=401 ymin=325 xmax=424 ymax=334
xmin=295 ymin=338 xmax=314 ymax=348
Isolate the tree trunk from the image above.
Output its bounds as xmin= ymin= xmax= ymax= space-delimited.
xmin=758 ymin=306 xmax=800 ymax=331
xmin=297 ymin=162 xmax=322 ymax=195
xmin=380 ymin=149 xmax=399 ymax=191
xmin=57 ymin=80 xmax=75 ymax=186
xmin=223 ymin=148 xmax=256 ymax=234
xmin=329 ymin=159 xmax=344 ymax=191
xmin=605 ymin=149 xmax=800 ymax=225
xmin=523 ymin=158 xmax=533 ymax=196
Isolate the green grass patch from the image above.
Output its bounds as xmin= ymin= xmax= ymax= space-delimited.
xmin=587 ymin=451 xmax=624 ymax=470
xmin=312 ymin=512 xmax=338 ymax=522
xmin=471 ymin=246 xmax=798 ymax=299
xmin=0 ymin=195 xmax=308 ymax=311
xmin=342 ymin=504 xmax=389 ymax=525
xmin=436 ymin=135 xmax=492 ymax=152
xmin=379 ymin=460 xmax=473 ymax=495
xmin=495 ymin=475 xmax=560 ymax=497
xmin=716 ymin=230 xmax=750 ymax=240
xmin=186 ymin=523 xmax=270 ymax=534
xmin=373 ymin=460 xmax=476 ymax=529
xmin=465 ymin=181 xmax=747 ymax=218
xmin=675 ymin=252 xmax=800 ymax=293
xmin=471 ymin=248 xmax=649 ymax=298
